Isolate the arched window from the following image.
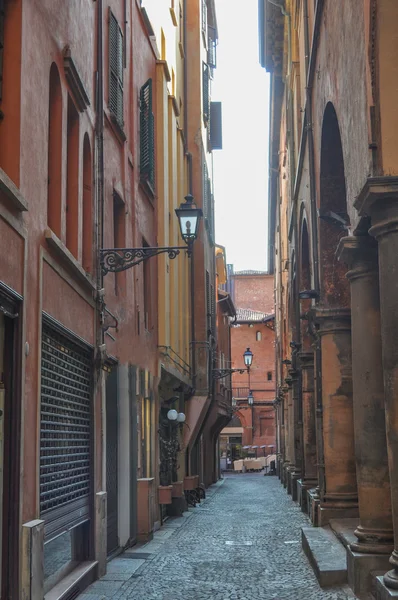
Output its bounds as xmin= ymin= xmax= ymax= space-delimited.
xmin=82 ymin=134 xmax=92 ymax=273
xmin=256 ymin=331 xmax=262 ymax=341
xmin=66 ymin=96 xmax=80 ymax=257
xmin=47 ymin=64 xmax=63 ymax=237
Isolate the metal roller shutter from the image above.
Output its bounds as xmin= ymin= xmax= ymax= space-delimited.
xmin=40 ymin=321 xmax=92 ymax=541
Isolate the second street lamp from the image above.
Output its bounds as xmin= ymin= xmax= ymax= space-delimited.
xmin=247 ymin=390 xmax=254 ymax=438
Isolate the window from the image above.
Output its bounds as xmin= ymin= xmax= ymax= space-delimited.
xmin=66 ymin=96 xmax=79 ymax=258
xmin=202 ymin=62 xmax=210 ymax=124
xmin=140 ymin=79 xmax=155 ymax=191
xmin=267 ymin=371 xmax=272 ymax=381
xmin=256 ymin=331 xmax=262 ymax=342
xmin=47 ymin=64 xmax=63 ymax=237
xmin=201 ymin=0 xmax=207 ymax=40
xmin=109 ymin=10 xmax=124 ymax=129
xmin=82 ymin=134 xmax=93 ymax=273
xmin=208 ymin=25 xmax=216 ymax=69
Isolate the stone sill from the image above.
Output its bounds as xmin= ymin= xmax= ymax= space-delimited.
xmin=0 ymin=168 xmax=28 ymax=211
xmin=44 ymin=560 xmax=97 ymax=600
xmin=44 ymin=229 xmax=96 ymax=291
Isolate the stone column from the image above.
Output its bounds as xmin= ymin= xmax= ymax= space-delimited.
xmin=297 ymin=351 xmax=317 ymax=510
xmin=338 ymin=236 xmax=393 ymax=552
xmin=355 ymin=178 xmax=398 ymax=589
xmin=314 ymin=308 xmax=358 ymax=525
xmin=337 ymin=235 xmax=393 ymax=596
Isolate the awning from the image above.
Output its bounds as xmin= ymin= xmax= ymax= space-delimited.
xmin=183 ymin=395 xmax=211 ymax=450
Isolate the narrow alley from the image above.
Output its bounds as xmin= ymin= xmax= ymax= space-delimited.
xmin=79 ymin=475 xmax=355 ymax=600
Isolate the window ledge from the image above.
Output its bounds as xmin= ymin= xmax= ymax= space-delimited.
xmin=0 ymin=168 xmax=28 ymax=211
xmin=139 ymin=178 xmax=155 ymax=206
xmin=169 ymin=95 xmax=180 ymax=117
xmin=156 ymin=59 xmax=171 ymax=82
xmin=44 ymin=229 xmax=96 ymax=291
xmin=63 ymin=47 xmax=90 ymax=112
xmin=104 ymin=110 xmax=127 ymax=145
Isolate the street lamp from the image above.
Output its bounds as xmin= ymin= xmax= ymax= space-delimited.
xmin=213 ymin=347 xmax=254 ymax=380
xmin=243 ymin=347 xmax=253 ymax=368
xmin=167 ymin=409 xmax=178 ymax=421
xmin=247 ymin=390 xmax=254 ymax=440
xmin=100 ymin=194 xmax=202 ymax=274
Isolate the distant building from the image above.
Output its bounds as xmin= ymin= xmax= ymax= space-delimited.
xmin=220 ymin=268 xmax=276 ymax=464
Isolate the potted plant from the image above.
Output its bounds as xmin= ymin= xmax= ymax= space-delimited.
xmin=158 ymin=485 xmax=173 ymax=505
xmin=172 ymin=481 xmax=184 ymax=497
xmin=184 ymin=475 xmax=199 ymax=490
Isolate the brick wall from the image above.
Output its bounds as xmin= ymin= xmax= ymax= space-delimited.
xmin=233 ymin=274 xmax=274 ymax=314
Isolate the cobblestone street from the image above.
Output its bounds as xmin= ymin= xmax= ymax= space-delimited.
xmin=79 ymin=474 xmax=356 ymax=600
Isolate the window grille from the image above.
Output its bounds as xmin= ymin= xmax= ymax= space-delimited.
xmin=40 ymin=322 xmax=92 ymax=541
xmin=109 ymin=10 xmax=124 ymax=129
xmin=140 ymin=79 xmax=155 ymax=190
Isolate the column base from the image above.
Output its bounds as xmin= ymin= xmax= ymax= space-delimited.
xmin=351 ymin=524 xmax=394 ymax=555
xmin=291 ymin=470 xmax=301 ymax=501
xmin=297 ymin=479 xmax=317 ymax=513
xmin=375 ymin=575 xmax=398 ymax=598
xmin=347 ymin=546 xmax=391 ymax=599
xmin=318 ymin=504 xmax=359 ymax=527
xmin=307 ymin=488 xmax=320 ymax=526
xmin=282 ymin=463 xmax=290 ymax=488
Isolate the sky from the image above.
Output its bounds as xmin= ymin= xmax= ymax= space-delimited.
xmin=212 ymin=0 xmax=270 ymax=272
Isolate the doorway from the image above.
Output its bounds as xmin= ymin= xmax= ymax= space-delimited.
xmin=0 ymin=286 xmax=21 ymax=599
xmin=106 ymin=367 xmax=119 ymax=555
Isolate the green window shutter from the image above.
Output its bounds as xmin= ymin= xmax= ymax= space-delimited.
xmin=202 ymin=62 xmax=210 ymax=124
xmin=109 ymin=10 xmax=124 ymax=128
xmin=0 ymin=0 xmax=5 ymax=101
xmin=140 ymin=79 xmax=155 ymax=191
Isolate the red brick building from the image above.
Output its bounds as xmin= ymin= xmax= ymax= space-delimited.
xmin=220 ymin=270 xmax=276 ymax=461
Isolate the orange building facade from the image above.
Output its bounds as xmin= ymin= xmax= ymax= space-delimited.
xmin=0 ymin=0 xmax=228 ymax=597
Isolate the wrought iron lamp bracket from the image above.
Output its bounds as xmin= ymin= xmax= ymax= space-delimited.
xmin=212 ymin=368 xmax=247 ymax=380
xmin=100 ymin=245 xmax=191 ymax=275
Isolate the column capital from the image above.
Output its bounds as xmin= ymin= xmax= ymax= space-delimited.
xmin=312 ymin=307 xmax=351 ymax=335
xmin=355 ymin=176 xmax=398 ymax=241
xmin=337 ymin=235 xmax=378 ymax=281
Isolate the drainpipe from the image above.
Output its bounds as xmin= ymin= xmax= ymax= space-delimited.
xmin=183 ymin=0 xmax=196 ymax=390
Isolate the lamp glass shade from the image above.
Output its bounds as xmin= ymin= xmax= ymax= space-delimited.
xmin=175 ymin=194 xmax=202 ymax=244
xmin=247 ymin=392 xmax=254 ymax=406
xmin=177 ymin=412 xmax=186 ymax=423
xmin=167 ymin=409 xmax=178 ymax=421
xmin=243 ymin=347 xmax=253 ymax=367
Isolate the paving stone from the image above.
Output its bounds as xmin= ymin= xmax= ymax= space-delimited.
xmin=79 ymin=475 xmax=356 ymax=600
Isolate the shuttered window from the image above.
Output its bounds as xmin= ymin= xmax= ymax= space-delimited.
xmin=0 ymin=0 xmax=5 ymax=101
xmin=140 ymin=79 xmax=155 ymax=191
xmin=202 ymin=63 xmax=210 ymax=124
xmin=109 ymin=10 xmax=124 ymax=129
xmin=208 ymin=25 xmax=216 ymax=69
xmin=201 ymin=0 xmax=207 ymax=37
xmin=40 ymin=320 xmax=92 ymax=541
